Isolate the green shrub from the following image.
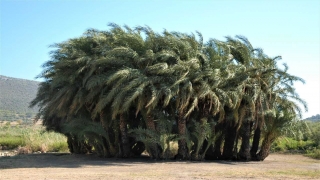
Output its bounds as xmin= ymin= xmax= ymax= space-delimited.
xmin=310 ymin=125 xmax=320 ymax=146
xmin=0 ymin=125 xmax=68 ymax=153
xmin=0 ymin=135 xmax=25 ymax=149
xmin=271 ymin=122 xmax=320 ymax=160
xmin=271 ymin=137 xmax=315 ymax=152
xmin=49 ymin=141 xmax=69 ymax=152
xmin=306 ymin=149 xmax=320 ymax=159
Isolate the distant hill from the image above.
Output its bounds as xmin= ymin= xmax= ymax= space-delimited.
xmin=0 ymin=75 xmax=39 ymax=121
xmin=304 ymin=114 xmax=320 ymax=122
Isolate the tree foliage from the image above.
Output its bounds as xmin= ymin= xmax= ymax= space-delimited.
xmin=30 ymin=24 xmax=307 ymax=161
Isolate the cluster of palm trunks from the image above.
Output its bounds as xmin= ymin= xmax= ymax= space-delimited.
xmin=31 ymin=24 xmax=305 ymax=161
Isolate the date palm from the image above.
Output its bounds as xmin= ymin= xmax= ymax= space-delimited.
xmin=30 ymin=33 xmax=106 ymax=154
xmin=30 ymin=24 xmax=307 ymax=161
xmin=255 ymin=64 xmax=307 ymax=160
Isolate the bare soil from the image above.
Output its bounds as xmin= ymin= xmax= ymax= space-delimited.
xmin=0 ymin=153 xmax=319 ymax=179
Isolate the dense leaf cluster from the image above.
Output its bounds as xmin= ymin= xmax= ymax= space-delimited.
xmin=30 ymin=24 xmax=307 ymax=161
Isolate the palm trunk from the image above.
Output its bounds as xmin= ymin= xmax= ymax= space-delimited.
xmin=66 ymin=134 xmax=74 ymax=153
xmin=238 ymin=120 xmax=251 ymax=160
xmin=256 ymin=132 xmax=275 ymax=161
xmin=192 ymin=107 xmax=209 ymax=161
xmin=100 ymin=111 xmax=116 ymax=157
xmin=144 ymin=113 xmax=160 ymax=159
xmin=222 ymin=121 xmax=237 ymax=160
xmin=205 ymin=120 xmax=224 ymax=160
xmin=250 ymin=125 xmax=261 ymax=160
xmin=111 ymin=118 xmax=121 ymax=157
xmin=177 ymin=110 xmax=188 ymax=160
xmin=128 ymin=111 xmax=145 ymax=156
xmin=100 ymin=136 xmax=110 ymax=157
xmin=119 ymin=114 xmax=131 ymax=158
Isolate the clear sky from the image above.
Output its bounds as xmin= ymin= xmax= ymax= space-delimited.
xmin=1 ymin=0 xmax=319 ymax=118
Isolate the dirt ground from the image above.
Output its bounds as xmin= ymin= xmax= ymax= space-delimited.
xmin=0 ymin=153 xmax=319 ymax=180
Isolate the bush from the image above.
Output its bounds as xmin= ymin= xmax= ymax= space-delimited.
xmin=0 ymin=125 xmax=26 ymax=149
xmin=0 ymin=125 xmax=68 ymax=153
xmin=271 ymin=121 xmax=320 ymax=160
xmin=271 ymin=137 xmax=315 ymax=153
xmin=310 ymin=124 xmax=320 ymax=147
xmin=306 ymin=149 xmax=320 ymax=159
xmin=52 ymin=142 xmax=69 ymax=152
xmin=0 ymin=135 xmax=25 ymax=149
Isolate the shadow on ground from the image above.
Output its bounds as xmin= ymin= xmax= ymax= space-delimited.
xmin=0 ymin=153 xmax=243 ymax=169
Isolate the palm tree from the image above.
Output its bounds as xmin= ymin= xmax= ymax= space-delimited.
xmin=31 ymin=24 xmax=307 ymax=161
xmin=30 ymin=33 xmax=106 ymax=154
xmin=255 ymin=64 xmax=307 ymax=160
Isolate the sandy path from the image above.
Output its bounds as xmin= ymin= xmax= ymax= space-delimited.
xmin=0 ymin=153 xmax=319 ymax=179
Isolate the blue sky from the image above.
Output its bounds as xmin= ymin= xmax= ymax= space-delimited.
xmin=1 ymin=0 xmax=319 ymax=118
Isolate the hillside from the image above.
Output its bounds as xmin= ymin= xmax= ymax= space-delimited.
xmin=305 ymin=114 xmax=320 ymax=122
xmin=0 ymin=75 xmax=39 ymax=121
